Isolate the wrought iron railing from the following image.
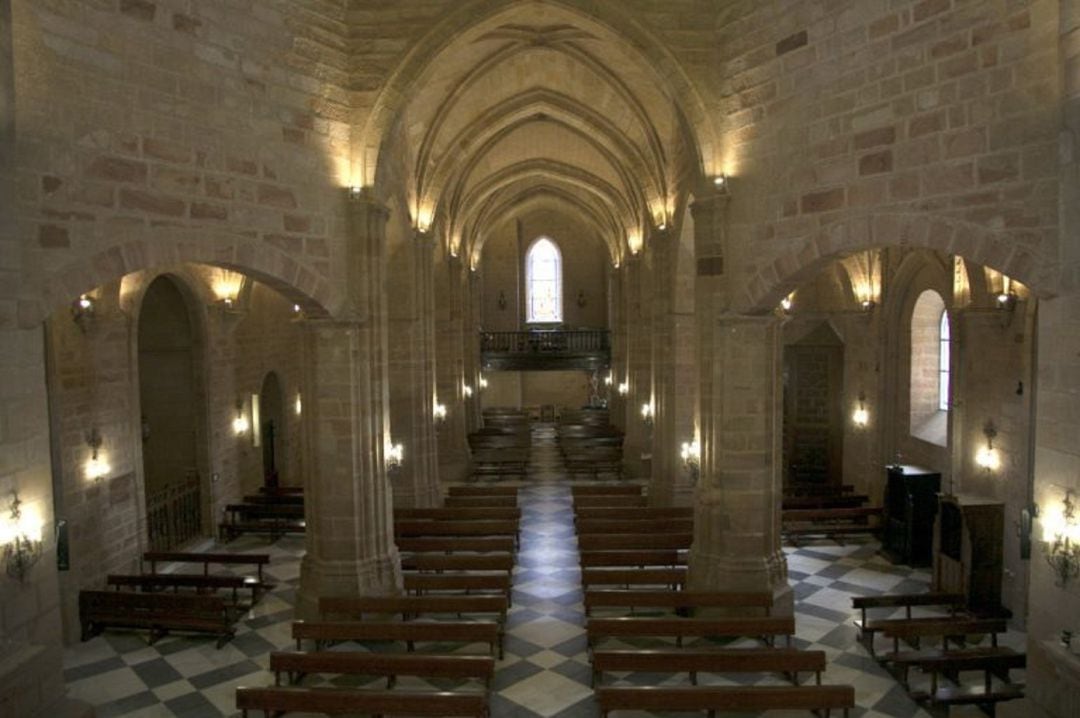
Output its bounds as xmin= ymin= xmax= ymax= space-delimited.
xmin=480 ymin=329 xmax=610 ymax=355
xmin=147 ymin=470 xmax=201 ymax=551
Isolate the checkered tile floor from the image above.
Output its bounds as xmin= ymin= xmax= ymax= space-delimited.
xmin=64 ymin=428 xmax=1024 ymax=716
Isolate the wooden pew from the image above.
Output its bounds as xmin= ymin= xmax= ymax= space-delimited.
xmin=782 ymin=506 xmax=883 ymax=543
xmin=236 ymin=686 xmax=488 ymax=718
xmin=586 ymin=615 xmax=796 ymax=650
xmin=79 ymin=589 xmax=234 ymax=647
xmin=258 ymin=485 xmax=303 ymax=496
xmin=595 ymin=685 xmax=855 ymax=718
xmin=219 ymin=503 xmax=306 ymax=541
xmin=400 ymin=553 xmax=514 ymax=574
xmin=444 ymin=495 xmax=517 ymax=508
xmin=564 ymin=446 xmax=623 ymax=479
xmin=142 ymin=551 xmax=272 ymax=589
xmin=851 ymin=592 xmax=965 ymax=645
xmin=293 ymin=619 xmax=501 ymax=656
xmin=403 ymin=573 xmax=512 ymax=606
xmin=878 ymin=617 xmax=1008 ymax=659
xmin=269 ymin=650 xmax=496 ymax=689
xmin=583 ymin=590 xmax=773 ymax=617
xmin=902 ymin=647 xmax=1025 ymax=708
xmin=784 ymin=483 xmax=855 ymax=497
xmin=107 ymin=573 xmax=258 ymax=606
xmin=447 ymin=486 xmax=519 ymax=497
xmin=782 ymin=494 xmax=869 ymax=510
xmin=395 ymin=507 xmax=521 ymax=521
xmin=577 ymin=533 xmax=693 ymax=551
xmin=395 ymin=536 xmax=515 ymax=554
xmin=241 ymin=493 xmax=304 ymax=505
xmin=579 ymin=549 xmax=688 ymax=568
xmin=576 ymin=518 xmax=694 ymax=535
xmin=574 ymin=506 xmax=692 ymax=520
xmin=570 ymin=485 xmax=642 ymax=496
xmin=573 ymin=494 xmax=648 ymax=508
xmin=591 ymin=647 xmax=826 ymax=687
xmin=319 ymin=595 xmax=507 ymax=635
xmin=394 ymin=519 xmax=519 ymax=546
xmin=581 ymin=567 xmax=687 ymax=591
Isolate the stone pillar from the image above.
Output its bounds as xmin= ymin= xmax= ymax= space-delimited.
xmin=436 ymin=252 xmax=470 ymax=483
xmin=648 ymin=227 xmax=697 ymax=506
xmin=607 ymin=265 xmax=625 ymax=432
xmin=296 ymin=191 xmax=401 ymax=616
xmin=388 ymin=229 xmax=440 ymax=508
xmin=621 ymin=254 xmax=651 ymax=477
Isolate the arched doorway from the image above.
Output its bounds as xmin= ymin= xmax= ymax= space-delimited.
xmin=138 ymin=276 xmax=204 ymax=550
xmin=259 ymin=371 xmax=285 ymax=487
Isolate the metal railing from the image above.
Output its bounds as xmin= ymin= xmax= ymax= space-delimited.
xmin=146 ymin=470 xmax=201 ymax=551
xmin=480 ymin=329 xmax=610 ymax=355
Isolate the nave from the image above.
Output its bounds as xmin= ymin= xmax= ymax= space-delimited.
xmin=61 ymin=426 xmax=1024 ymax=718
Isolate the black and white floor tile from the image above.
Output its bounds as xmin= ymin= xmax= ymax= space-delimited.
xmin=63 ymin=428 xmax=1023 ymax=716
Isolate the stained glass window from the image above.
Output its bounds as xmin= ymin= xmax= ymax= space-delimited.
xmin=938 ymin=310 xmax=950 ymax=411
xmin=526 ymin=237 xmax=562 ymax=323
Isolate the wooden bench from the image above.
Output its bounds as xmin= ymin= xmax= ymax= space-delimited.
xmin=242 ymin=493 xmax=304 ymax=505
xmin=236 ymin=686 xmax=488 ymax=718
xmin=902 ymin=647 xmax=1026 ymax=710
xmin=269 ymin=650 xmax=496 ymax=689
xmin=573 ymin=494 xmax=648 ymax=508
xmin=584 ymin=590 xmax=773 ymax=617
xmin=564 ymin=446 xmax=623 ymax=478
xmin=394 ymin=519 xmax=519 ymax=546
xmin=852 ymin=592 xmax=965 ymax=645
xmin=219 ymin=503 xmax=305 ymax=541
xmin=293 ymin=619 xmax=501 ymax=657
xmin=396 ymin=536 xmax=516 ymax=554
xmin=576 ymin=518 xmax=695 ymax=535
xmin=107 ymin=573 xmax=258 ymax=606
xmin=581 ymin=567 xmax=687 ymax=591
xmin=574 ymin=507 xmax=693 ymax=520
xmin=444 ymin=495 xmax=518 ymax=508
xmin=577 ymin=533 xmax=693 ymax=551
xmin=142 ymin=551 xmax=272 ymax=592
xmin=579 ymin=549 xmax=687 ymax=568
xmin=878 ymin=617 xmax=1008 ymax=658
xmin=401 ymin=553 xmax=514 ymax=574
xmin=586 ymin=615 xmax=796 ymax=650
xmin=319 ymin=595 xmax=508 ymax=636
xmin=595 ymin=684 xmax=855 ymax=718
xmin=395 ymin=507 xmax=521 ymax=521
xmin=782 ymin=506 xmax=883 ymax=543
xmin=570 ymin=485 xmax=643 ymax=496
xmin=447 ymin=486 xmax=519 ymax=497
xmin=258 ymin=485 xmax=303 ymax=495
xmin=782 ymin=494 xmax=869 ymax=510
xmin=784 ymin=483 xmax=855 ymax=497
xmin=79 ymin=589 xmax=234 ymax=647
xmin=403 ymin=573 xmax=512 ymax=606
xmin=591 ymin=647 xmax=826 ymax=687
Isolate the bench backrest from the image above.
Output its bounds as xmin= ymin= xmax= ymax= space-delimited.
xmin=851 ymin=592 xmax=965 ymax=610
xmin=293 ymin=619 xmax=499 ymax=644
xmin=319 ymin=594 xmax=507 ymax=620
xmin=880 ymin=618 xmax=1007 ymax=639
xmin=587 ymin=616 xmax=795 ymax=639
xmin=269 ymin=651 xmax=495 ymax=681
xmin=579 ymin=549 xmax=687 ymax=567
xmin=443 ymin=496 xmax=517 ymax=508
xmin=393 ymin=519 xmax=518 ymax=537
xmin=577 ymin=533 xmax=693 ymax=551
xmin=595 ymin=685 xmax=854 ymax=714
xmin=395 ymin=536 xmax=516 ymax=553
xmin=782 ymin=507 xmax=883 ymax=521
xmin=401 ymin=553 xmax=514 ymax=572
xmin=236 ymin=686 xmax=487 ymax=717
xmin=142 ymin=551 xmax=271 ymax=567
xmin=584 ymin=590 xmax=773 ymax=612
xmin=574 ymin=507 xmax=693 ymax=520
xmin=576 ymin=518 xmax=694 ymax=534
xmin=447 ymin=486 xmax=519 ymax=497
xmin=80 ymin=589 xmax=227 ymax=620
xmin=403 ymin=573 xmax=511 ymax=592
xmin=581 ymin=568 xmax=687 ymax=587
xmin=573 ymin=495 xmax=648 ymax=507
xmin=394 ymin=507 xmax=521 ymax=521
xmin=592 ymin=648 xmax=825 ymax=675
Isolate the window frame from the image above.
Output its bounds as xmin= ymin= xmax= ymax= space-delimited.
xmin=524 ymin=236 xmax=563 ymax=324
xmin=938 ymin=310 xmax=950 ymax=411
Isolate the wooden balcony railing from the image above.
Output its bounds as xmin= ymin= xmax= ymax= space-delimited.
xmin=480 ymin=329 xmax=610 ymax=371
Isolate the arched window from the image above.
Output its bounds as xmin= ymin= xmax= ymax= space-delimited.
xmin=910 ymin=290 xmax=948 ymax=446
xmin=938 ymin=311 xmax=951 ymax=411
xmin=525 ymin=237 xmax=562 ymax=323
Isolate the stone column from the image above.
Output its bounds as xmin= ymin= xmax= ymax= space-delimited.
xmin=436 ymin=252 xmax=471 ymax=483
xmin=648 ymin=227 xmax=697 ymax=506
xmin=621 ymin=254 xmax=651 ymax=477
xmin=686 ymin=191 xmax=792 ymax=613
xmin=607 ymin=265 xmax=625 ymax=432
xmin=388 ymin=229 xmax=441 ymax=508
xmin=296 ymin=190 xmax=401 ymax=617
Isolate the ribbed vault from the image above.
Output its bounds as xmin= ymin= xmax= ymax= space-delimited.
xmin=364 ymin=0 xmax=708 ymax=266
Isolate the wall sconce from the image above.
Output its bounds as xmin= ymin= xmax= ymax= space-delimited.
xmin=975 ymin=420 xmax=1000 ymax=471
xmin=1044 ymin=489 xmax=1080 ymax=586
xmin=292 ymin=303 xmax=303 ymax=318
xmin=852 ymin=392 xmax=869 ymax=427
xmin=71 ymin=294 xmax=95 ymax=329
xmin=779 ymin=293 xmax=793 ymax=314
xmin=478 ymin=376 xmax=488 ymax=390
xmin=348 ymin=185 xmax=364 ymax=200
xmin=497 ymin=290 xmax=507 ymax=310
xmin=250 ymin=393 xmax=261 ymax=448
xmin=860 ymin=299 xmax=876 ymax=313
xmin=640 ymin=402 xmax=654 ymax=428
xmin=295 ymin=392 xmax=302 ymax=416
xmin=386 ymin=442 xmax=404 ymax=471
xmin=433 ymin=402 xmax=447 ymax=423
xmin=1 ymin=492 xmax=43 ymax=581
xmin=604 ymin=373 xmax=614 ymax=387
xmin=232 ymin=402 xmax=250 ymax=435
xmin=680 ymin=439 xmax=701 ymax=483
xmin=712 ymin=174 xmax=728 ymax=192
xmin=577 ymin=290 xmax=587 ymax=308
xmin=84 ymin=428 xmax=110 ymax=481
xmin=462 ymin=383 xmax=473 ymax=398
xmin=215 ymin=296 xmax=241 ymax=314
xmin=617 ymin=381 xmax=629 ymax=396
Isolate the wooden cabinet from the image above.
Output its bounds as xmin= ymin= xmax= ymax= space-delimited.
xmin=882 ymin=464 xmax=941 ymax=566
xmin=933 ymin=494 xmax=1006 ymax=617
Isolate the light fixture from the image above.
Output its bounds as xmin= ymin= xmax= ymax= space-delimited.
xmin=617 ymin=381 xmax=629 ymax=396
xmin=852 ymin=392 xmax=869 ymax=427
xmin=975 ymin=420 xmax=1000 ymax=471
xmin=779 ymin=293 xmax=793 ymax=313
xmin=860 ymin=299 xmax=876 ymax=313
xmin=84 ymin=428 xmax=110 ymax=481
xmin=680 ymin=439 xmax=701 ymax=483
xmin=251 ymin=393 xmax=261 ymax=447
xmin=348 ymin=185 xmax=363 ymax=200
xmin=658 ymin=222 xmax=668 ymax=231
xmin=232 ymin=402 xmax=250 ymax=435
xmin=577 ymin=290 xmax=586 ymax=308
xmin=71 ymin=294 xmax=95 ymax=328
xmin=478 ymin=376 xmax=488 ymax=390
xmin=295 ymin=392 xmax=302 ymax=416
xmin=1044 ymin=489 xmax=1080 ymax=586
xmin=1 ymin=492 xmax=43 ymax=581
xmin=292 ymin=303 xmax=302 ymax=316
xmin=433 ymin=402 xmax=447 ymax=423
xmin=386 ymin=442 xmax=404 ymax=471
xmin=463 ymin=383 xmax=473 ymax=398
xmin=604 ymin=374 xmax=614 ymax=387
xmin=640 ymin=402 xmax=654 ymax=428
xmin=712 ymin=174 xmax=728 ymax=191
